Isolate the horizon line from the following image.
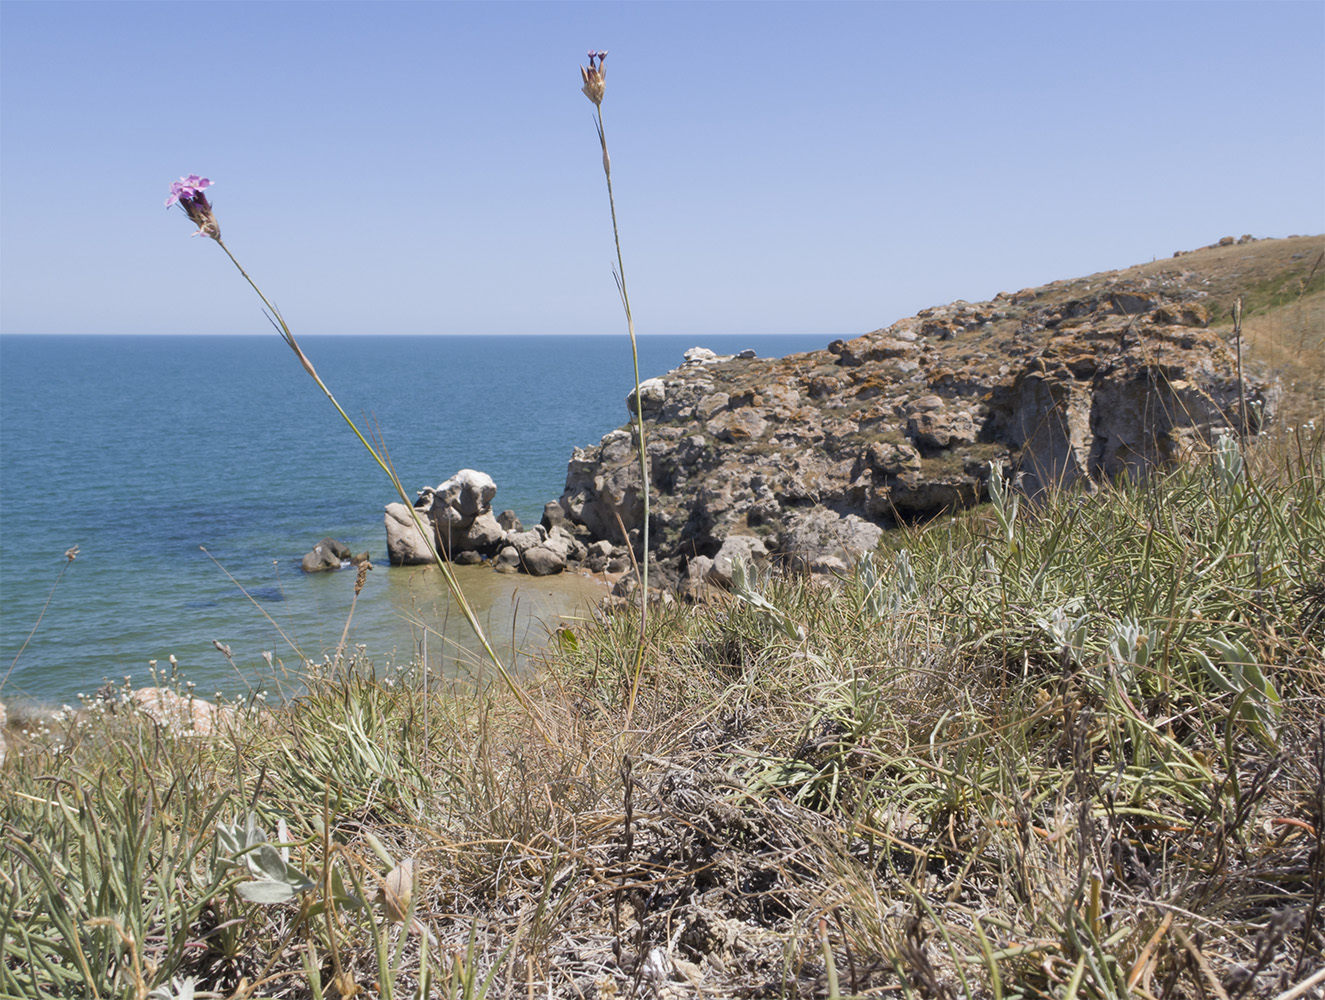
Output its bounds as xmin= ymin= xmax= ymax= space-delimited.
xmin=0 ymin=330 xmax=848 ymax=340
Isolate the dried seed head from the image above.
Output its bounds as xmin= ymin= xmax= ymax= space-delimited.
xmin=580 ymin=49 xmax=607 ymax=106
xmin=376 ymin=858 xmax=413 ymax=923
xmin=354 ymin=558 xmax=373 ymax=596
xmin=64 ymin=545 xmax=79 ymax=562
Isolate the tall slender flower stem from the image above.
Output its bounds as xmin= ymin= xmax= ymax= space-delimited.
xmin=591 ymin=99 xmax=651 ymax=722
xmin=593 ymin=110 xmax=650 ymax=608
xmin=206 ymin=237 xmax=545 ymax=730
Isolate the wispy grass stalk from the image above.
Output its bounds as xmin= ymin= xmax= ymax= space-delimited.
xmin=334 ymin=558 xmax=373 ymax=668
xmin=163 ymin=176 xmax=546 ymax=729
xmin=580 ymin=50 xmax=651 ymax=722
xmin=201 ymin=544 xmax=306 ymax=664
xmin=0 ymin=545 xmax=77 ymax=695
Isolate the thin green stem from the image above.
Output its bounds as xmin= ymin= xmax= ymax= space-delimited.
xmin=594 ymin=104 xmax=651 ymax=723
xmin=1 ymin=552 xmax=76 ymax=694
xmin=209 ymin=238 xmax=547 ymax=733
xmin=199 ymin=545 xmax=305 ymax=661
xmin=216 ymin=240 xmax=386 ymax=474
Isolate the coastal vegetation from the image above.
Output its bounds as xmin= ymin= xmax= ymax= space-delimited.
xmin=2 ymin=39 xmax=1322 ymax=1000
xmin=1 ymin=254 xmax=1322 ymax=997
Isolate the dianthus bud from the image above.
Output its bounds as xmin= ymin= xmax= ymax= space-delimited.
xmin=165 ymin=175 xmax=221 ymax=241
xmin=580 ymin=49 xmax=607 ymax=106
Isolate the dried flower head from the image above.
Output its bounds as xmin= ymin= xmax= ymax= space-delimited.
xmin=64 ymin=545 xmax=79 ymax=562
xmin=580 ymin=49 xmax=608 ymax=106
xmin=354 ymin=558 xmax=373 ymax=596
xmin=376 ymin=858 xmax=413 ymax=923
xmin=165 ymin=174 xmax=220 ymax=241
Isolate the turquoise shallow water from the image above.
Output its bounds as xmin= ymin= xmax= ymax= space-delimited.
xmin=0 ymin=333 xmax=829 ymax=706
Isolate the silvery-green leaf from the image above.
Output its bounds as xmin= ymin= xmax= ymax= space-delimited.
xmin=895 ymin=549 xmax=917 ymax=601
xmin=148 ymin=977 xmax=198 ymax=1000
xmin=215 ymin=821 xmax=242 ymax=857
xmin=1243 ymin=661 xmax=1281 ymax=713
xmin=1207 ymin=634 xmax=1280 ymax=718
xmin=1196 ymin=650 xmax=1236 ymax=693
xmin=1212 ymin=432 xmax=1244 ymax=494
xmin=332 ymin=866 xmax=363 ymax=909
xmin=245 ymin=813 xmax=268 ymax=847
xmin=236 ymin=879 xmax=299 ymax=904
xmin=858 ymin=552 xmax=886 ymax=619
xmin=248 ymin=843 xmax=291 ymax=881
xmin=277 ymin=817 xmax=291 ymax=864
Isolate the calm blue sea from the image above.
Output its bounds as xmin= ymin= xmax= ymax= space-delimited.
xmin=0 ymin=334 xmax=828 ymax=707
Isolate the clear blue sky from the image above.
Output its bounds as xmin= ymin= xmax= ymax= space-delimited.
xmin=2 ymin=1 xmax=1321 ymax=337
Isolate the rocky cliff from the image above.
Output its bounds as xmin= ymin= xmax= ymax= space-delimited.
xmin=555 ymin=236 xmax=1302 ymax=590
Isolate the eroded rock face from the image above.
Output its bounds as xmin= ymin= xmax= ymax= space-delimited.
xmin=556 ymin=251 xmax=1280 ymax=588
xmin=710 ymin=534 xmax=769 ymax=587
xmin=436 ymin=469 xmax=497 ymax=518
xmin=780 ymin=509 xmax=884 ymax=576
xmin=561 ymin=430 xmax=647 ymax=544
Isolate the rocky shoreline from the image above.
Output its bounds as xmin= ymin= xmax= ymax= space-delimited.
xmin=376 ymin=237 xmax=1297 ymax=598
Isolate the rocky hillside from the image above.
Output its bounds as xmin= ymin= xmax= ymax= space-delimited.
xmin=553 ymin=235 xmax=1320 ymax=591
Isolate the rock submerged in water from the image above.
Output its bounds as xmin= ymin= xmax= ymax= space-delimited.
xmin=384 ymin=503 xmax=434 ymax=565
xmin=301 ymin=537 xmax=369 ymax=573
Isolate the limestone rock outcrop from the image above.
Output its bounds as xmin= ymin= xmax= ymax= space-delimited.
xmin=379 ymin=238 xmax=1307 ymax=594
xmin=386 ymin=469 xmax=506 ymax=565
xmin=556 ymin=238 xmax=1291 ymax=591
